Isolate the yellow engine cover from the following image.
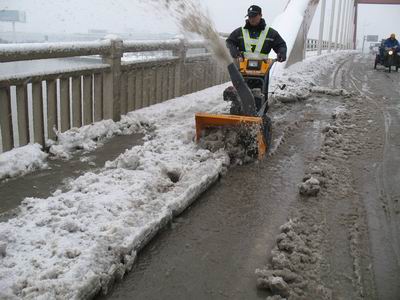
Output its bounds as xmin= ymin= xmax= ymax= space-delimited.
xmin=239 ymin=58 xmax=273 ymax=77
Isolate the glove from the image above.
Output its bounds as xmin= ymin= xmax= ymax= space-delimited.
xmin=233 ymin=51 xmax=244 ymax=59
xmin=277 ymin=53 xmax=286 ymax=62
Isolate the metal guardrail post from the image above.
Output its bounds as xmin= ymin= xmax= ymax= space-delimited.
xmin=340 ymin=0 xmax=349 ymax=49
xmin=335 ymin=0 xmax=343 ymax=51
xmin=328 ymin=0 xmax=337 ymax=53
xmin=0 ymin=88 xmax=13 ymax=151
xmin=172 ymin=39 xmax=187 ymax=98
xmin=101 ymin=38 xmax=123 ymax=121
xmin=317 ymin=0 xmax=327 ymax=55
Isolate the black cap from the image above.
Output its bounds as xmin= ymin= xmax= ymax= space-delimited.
xmin=246 ymin=5 xmax=262 ymax=17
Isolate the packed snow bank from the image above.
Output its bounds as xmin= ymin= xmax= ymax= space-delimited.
xmin=0 ymin=144 xmax=48 ymax=181
xmin=0 ymin=51 xmax=353 ymax=299
xmin=269 ymin=51 xmax=355 ymax=103
xmin=0 ymin=114 xmax=147 ymax=182
xmin=48 ymin=118 xmax=144 ymax=159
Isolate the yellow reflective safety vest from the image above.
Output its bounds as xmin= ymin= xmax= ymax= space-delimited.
xmin=241 ymin=27 xmax=270 ymax=59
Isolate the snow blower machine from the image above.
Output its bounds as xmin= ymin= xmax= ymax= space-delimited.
xmin=195 ymin=55 xmax=280 ymax=159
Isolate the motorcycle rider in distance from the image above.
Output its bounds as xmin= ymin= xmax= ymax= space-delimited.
xmin=380 ymin=33 xmax=399 ymax=58
xmin=384 ymin=33 xmax=399 ymax=52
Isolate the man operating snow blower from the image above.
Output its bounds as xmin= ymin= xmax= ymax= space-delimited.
xmin=226 ymin=5 xmax=287 ymax=63
xmin=195 ymin=5 xmax=287 ymax=159
xmin=225 ymin=4 xmax=287 ymax=114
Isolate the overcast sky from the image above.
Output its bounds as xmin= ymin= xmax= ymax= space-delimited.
xmin=0 ymin=0 xmax=399 ymax=47
xmin=0 ymin=0 xmax=287 ymax=34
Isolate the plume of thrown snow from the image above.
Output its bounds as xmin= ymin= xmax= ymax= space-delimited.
xmin=149 ymin=0 xmax=232 ymax=65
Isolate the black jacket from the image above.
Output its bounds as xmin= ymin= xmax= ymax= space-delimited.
xmin=226 ymin=18 xmax=287 ymax=59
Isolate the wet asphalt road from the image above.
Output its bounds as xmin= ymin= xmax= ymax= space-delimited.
xmin=345 ymin=54 xmax=400 ymax=300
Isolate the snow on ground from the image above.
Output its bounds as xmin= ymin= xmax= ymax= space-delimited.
xmin=0 ymin=119 xmax=142 ymax=182
xmin=0 ymin=51 xmax=352 ymax=299
xmin=269 ymin=50 xmax=355 ymax=103
xmin=0 ymin=144 xmax=48 ymax=181
xmin=48 ymin=118 xmax=142 ymax=160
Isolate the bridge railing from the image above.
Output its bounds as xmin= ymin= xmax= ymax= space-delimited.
xmin=306 ymin=38 xmax=341 ymax=51
xmin=0 ymin=38 xmax=229 ymax=153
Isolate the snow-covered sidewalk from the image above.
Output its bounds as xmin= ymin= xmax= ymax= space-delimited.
xmin=0 ymin=51 xmax=354 ymax=299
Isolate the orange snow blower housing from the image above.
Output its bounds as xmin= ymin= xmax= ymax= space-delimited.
xmin=195 ymin=57 xmax=276 ymax=159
